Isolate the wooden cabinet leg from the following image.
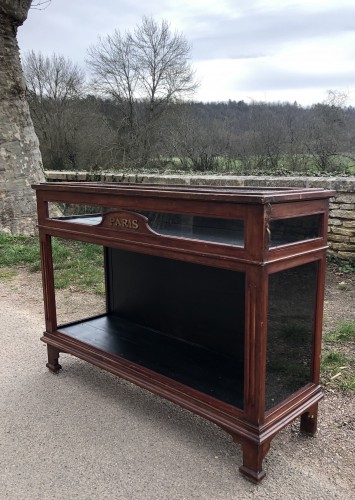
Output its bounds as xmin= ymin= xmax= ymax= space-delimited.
xmin=46 ymin=345 xmax=62 ymax=373
xmin=300 ymin=403 xmax=318 ymax=435
xmin=239 ymin=439 xmax=270 ymax=483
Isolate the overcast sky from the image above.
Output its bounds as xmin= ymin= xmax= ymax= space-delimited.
xmin=18 ymin=0 xmax=355 ymax=106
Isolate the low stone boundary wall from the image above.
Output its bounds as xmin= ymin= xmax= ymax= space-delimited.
xmin=45 ymin=171 xmax=355 ymax=260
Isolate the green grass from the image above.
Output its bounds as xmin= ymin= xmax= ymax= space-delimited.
xmin=0 ymin=233 xmax=41 ymax=268
xmin=51 ymin=238 xmax=104 ymax=294
xmin=325 ymin=321 xmax=355 ymax=343
xmin=337 ymin=283 xmax=349 ymax=291
xmin=322 ymin=351 xmax=348 ymax=370
xmin=321 ymin=350 xmax=355 ymax=391
xmin=322 ymin=321 xmax=355 ymax=391
xmin=0 ymin=268 xmax=18 ymax=280
xmin=93 ymin=152 xmax=355 ymax=176
xmin=327 ymin=255 xmax=355 ymax=274
xmin=0 ymin=233 xmax=104 ymax=294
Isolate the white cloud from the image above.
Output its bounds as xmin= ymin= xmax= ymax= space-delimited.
xmin=18 ymin=0 xmax=355 ymax=106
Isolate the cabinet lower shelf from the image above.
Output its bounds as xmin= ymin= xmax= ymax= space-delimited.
xmin=56 ymin=314 xmax=244 ymax=409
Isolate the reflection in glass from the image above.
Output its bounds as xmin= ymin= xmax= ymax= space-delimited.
xmin=50 ymin=202 xmax=102 ymax=218
xmin=56 ymin=214 xmax=103 ymax=225
xmin=265 ymin=262 xmax=318 ymax=410
xmin=269 ymin=214 xmax=322 ymax=247
xmin=140 ymin=212 xmax=244 ymax=246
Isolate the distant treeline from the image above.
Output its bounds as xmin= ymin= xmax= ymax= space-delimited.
xmin=28 ymin=96 xmax=355 ymax=175
xmin=23 ymin=22 xmax=355 ymax=176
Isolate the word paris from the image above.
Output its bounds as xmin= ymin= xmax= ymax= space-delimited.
xmin=108 ymin=216 xmax=139 ymax=230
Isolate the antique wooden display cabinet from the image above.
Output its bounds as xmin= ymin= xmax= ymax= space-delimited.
xmin=33 ymin=182 xmax=335 ymax=482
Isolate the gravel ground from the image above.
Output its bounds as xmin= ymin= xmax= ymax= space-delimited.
xmin=0 ymin=268 xmax=354 ymax=500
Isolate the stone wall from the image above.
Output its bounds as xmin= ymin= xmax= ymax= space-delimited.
xmin=45 ymin=171 xmax=355 ymax=260
xmin=328 ymin=193 xmax=355 ymax=259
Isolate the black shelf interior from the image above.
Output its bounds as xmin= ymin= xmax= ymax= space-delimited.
xmin=59 ymin=314 xmax=244 ymax=408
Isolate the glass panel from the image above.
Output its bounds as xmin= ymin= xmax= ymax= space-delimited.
xmin=49 ymin=205 xmax=244 ymax=246
xmin=52 ymin=237 xmax=105 ymax=325
xmin=269 ymin=214 xmax=322 ymax=247
xmin=265 ymin=262 xmax=318 ymax=410
xmin=49 ymin=202 xmax=103 ymax=225
xmin=140 ymin=212 xmax=244 ymax=246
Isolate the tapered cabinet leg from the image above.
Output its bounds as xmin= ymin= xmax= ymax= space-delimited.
xmin=46 ymin=345 xmax=62 ymax=373
xmin=239 ymin=439 xmax=270 ymax=483
xmin=300 ymin=403 xmax=318 ymax=435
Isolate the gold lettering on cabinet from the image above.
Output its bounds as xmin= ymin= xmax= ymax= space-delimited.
xmin=109 ymin=217 xmax=139 ymax=230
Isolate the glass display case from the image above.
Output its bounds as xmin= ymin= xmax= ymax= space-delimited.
xmin=32 ymin=182 xmax=334 ymax=483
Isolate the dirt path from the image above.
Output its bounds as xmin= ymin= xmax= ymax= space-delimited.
xmin=0 ymin=267 xmax=354 ymax=499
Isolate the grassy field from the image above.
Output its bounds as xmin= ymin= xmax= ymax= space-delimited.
xmin=0 ymin=232 xmax=104 ymax=294
xmin=107 ymin=153 xmax=355 ymax=176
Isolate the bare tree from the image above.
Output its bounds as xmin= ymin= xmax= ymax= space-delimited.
xmin=24 ymin=51 xmax=84 ymax=102
xmin=133 ymin=17 xmax=197 ymax=118
xmin=87 ymin=32 xmax=138 ymax=130
xmin=87 ymin=16 xmax=198 ymax=167
xmin=23 ymin=51 xmax=85 ymax=169
xmin=0 ymin=0 xmax=45 ymax=234
xmin=164 ymin=104 xmax=230 ymax=172
xmin=306 ymin=96 xmax=347 ymax=172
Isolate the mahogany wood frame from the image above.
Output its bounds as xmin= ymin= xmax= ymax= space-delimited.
xmin=32 ymin=182 xmax=335 ymax=483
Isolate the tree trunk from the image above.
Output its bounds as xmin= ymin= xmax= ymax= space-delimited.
xmin=0 ymin=1 xmax=45 ymax=235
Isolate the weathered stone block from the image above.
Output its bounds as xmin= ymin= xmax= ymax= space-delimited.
xmin=335 ymin=193 xmax=355 ymax=203
xmin=331 ymin=179 xmax=355 ymax=192
xmin=328 ymin=218 xmax=342 ymax=226
xmin=328 ymin=234 xmax=349 ymax=242
xmin=331 ymin=227 xmax=355 ymax=236
xmin=343 ymin=220 xmax=355 ymax=228
xmin=46 ymin=171 xmax=68 ymax=180
xmin=299 ymin=177 xmax=333 ymax=189
xmin=338 ymin=203 xmax=355 ymax=210
xmin=333 ymin=251 xmax=355 ymax=260
xmin=330 ymin=242 xmax=354 ymax=250
xmin=331 ymin=210 xmax=354 ymax=219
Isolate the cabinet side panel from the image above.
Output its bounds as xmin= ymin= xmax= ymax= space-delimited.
xmin=265 ymin=261 xmax=318 ymax=410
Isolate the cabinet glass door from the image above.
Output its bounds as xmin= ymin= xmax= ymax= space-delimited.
xmin=265 ymin=261 xmax=318 ymax=410
xmin=139 ymin=212 xmax=244 ymax=246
